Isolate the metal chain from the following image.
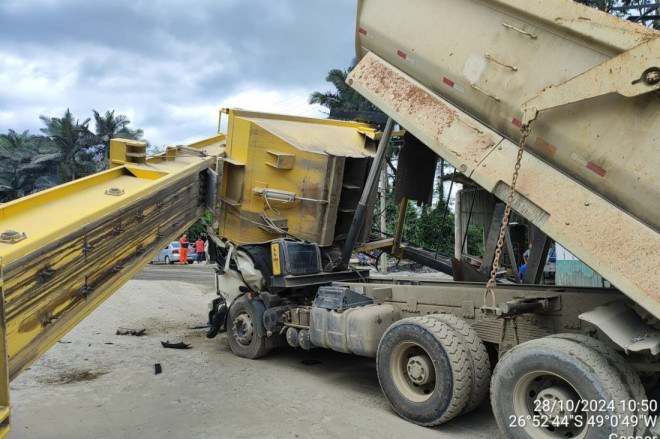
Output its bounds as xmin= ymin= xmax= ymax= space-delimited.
xmin=484 ymin=123 xmax=533 ymax=307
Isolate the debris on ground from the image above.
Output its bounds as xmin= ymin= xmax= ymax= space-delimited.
xmin=161 ymin=341 xmax=191 ymax=349
xmin=154 ymin=363 xmax=162 ymax=375
xmin=187 ymin=324 xmax=210 ymax=330
xmin=301 ymin=359 xmax=321 ymax=366
xmin=116 ymin=328 xmax=146 ymax=336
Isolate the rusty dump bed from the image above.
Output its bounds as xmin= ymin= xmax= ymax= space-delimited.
xmin=351 ymin=0 xmax=660 ymax=317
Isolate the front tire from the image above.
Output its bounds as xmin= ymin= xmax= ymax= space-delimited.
xmin=376 ymin=316 xmax=471 ymax=426
xmin=491 ymin=337 xmax=634 ymax=438
xmin=227 ymin=297 xmax=269 ymax=359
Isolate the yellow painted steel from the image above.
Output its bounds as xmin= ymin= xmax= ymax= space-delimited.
xmin=0 ymin=108 xmax=379 ymax=437
xmin=217 ymin=109 xmax=376 ymax=247
xmin=0 ymin=136 xmax=225 ymax=438
xmin=271 ymin=242 xmax=282 ymax=276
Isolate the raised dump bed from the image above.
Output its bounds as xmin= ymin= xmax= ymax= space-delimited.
xmin=350 ymin=0 xmax=660 ymax=317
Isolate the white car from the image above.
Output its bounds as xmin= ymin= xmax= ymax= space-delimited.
xmin=151 ymin=241 xmax=196 ymax=264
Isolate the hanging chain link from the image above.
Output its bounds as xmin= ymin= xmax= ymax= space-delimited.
xmin=484 ymin=122 xmax=533 ymax=307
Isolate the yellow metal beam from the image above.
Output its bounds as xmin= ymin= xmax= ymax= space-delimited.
xmin=0 ymin=136 xmax=225 ymax=438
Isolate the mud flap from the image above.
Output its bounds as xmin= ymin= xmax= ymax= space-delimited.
xmin=206 ymin=297 xmax=228 ymax=339
xmin=244 ymin=293 xmax=267 ymax=338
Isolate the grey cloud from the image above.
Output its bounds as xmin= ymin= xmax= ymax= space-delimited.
xmin=0 ymin=0 xmax=357 ymax=145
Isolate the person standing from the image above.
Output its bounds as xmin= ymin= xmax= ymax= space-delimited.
xmin=204 ymin=237 xmax=210 ymax=264
xmin=195 ymin=237 xmax=205 ymax=264
xmin=179 ymin=234 xmax=189 ymax=265
xmin=520 ymin=242 xmax=532 ymax=279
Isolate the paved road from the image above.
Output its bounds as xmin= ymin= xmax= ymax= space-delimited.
xmin=136 ymin=262 xmax=216 ymax=286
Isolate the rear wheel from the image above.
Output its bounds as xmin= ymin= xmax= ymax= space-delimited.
xmin=227 ymin=297 xmax=269 ymax=359
xmin=428 ymin=314 xmax=491 ymax=413
xmin=548 ymin=333 xmax=647 ymax=435
xmin=165 ymin=256 xmax=172 ymax=264
xmin=376 ymin=316 xmax=471 ymax=426
xmin=491 ymin=337 xmax=634 ymax=438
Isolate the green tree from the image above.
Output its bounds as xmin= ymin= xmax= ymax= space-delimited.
xmin=39 ymin=109 xmax=96 ymax=181
xmin=309 ymin=59 xmax=378 ymax=111
xmin=576 ymin=0 xmax=658 ymax=28
xmin=92 ymin=110 xmax=144 ymax=166
xmin=0 ymin=130 xmax=62 ymax=200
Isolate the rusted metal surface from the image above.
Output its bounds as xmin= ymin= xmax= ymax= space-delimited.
xmin=355 ymin=0 xmax=659 ymax=230
xmin=347 ymin=53 xmax=502 ymax=180
xmin=348 ymin=52 xmax=660 ymax=319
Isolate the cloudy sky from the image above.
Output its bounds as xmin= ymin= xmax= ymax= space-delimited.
xmin=0 ymin=0 xmax=357 ymax=147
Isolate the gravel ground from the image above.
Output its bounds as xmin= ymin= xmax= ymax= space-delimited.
xmin=9 ymin=264 xmax=500 ymax=439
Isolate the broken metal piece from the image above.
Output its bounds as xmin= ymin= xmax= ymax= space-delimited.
xmin=116 ymin=328 xmax=146 ymax=336
xmin=0 ymin=229 xmax=27 ymax=244
xmin=161 ymin=340 xmax=191 ymax=349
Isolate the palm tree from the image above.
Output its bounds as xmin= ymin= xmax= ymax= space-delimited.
xmin=39 ymin=109 xmax=96 ymax=181
xmin=309 ymin=60 xmax=379 ymax=112
xmin=92 ymin=110 xmax=144 ymax=165
xmin=0 ymin=130 xmax=62 ymax=200
xmin=0 ymin=130 xmax=33 ymax=199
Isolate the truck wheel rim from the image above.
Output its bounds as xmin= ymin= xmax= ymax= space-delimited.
xmin=513 ymin=370 xmax=587 ymax=439
xmin=232 ymin=312 xmax=254 ymax=346
xmin=390 ymin=341 xmax=436 ymax=403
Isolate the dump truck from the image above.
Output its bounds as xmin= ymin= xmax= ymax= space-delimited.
xmin=0 ymin=0 xmax=658 ymax=438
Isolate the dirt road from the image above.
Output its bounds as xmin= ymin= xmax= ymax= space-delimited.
xmin=10 ymin=264 xmax=501 ymax=438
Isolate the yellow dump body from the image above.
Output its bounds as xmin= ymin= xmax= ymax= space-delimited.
xmin=216 ymin=109 xmax=377 ymax=247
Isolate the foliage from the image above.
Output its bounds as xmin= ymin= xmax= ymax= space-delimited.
xmin=0 ymin=109 xmax=146 ymax=202
xmin=92 ymin=110 xmax=144 ymax=165
xmin=0 ymin=129 xmax=60 ymax=200
xmin=309 ymin=59 xmax=379 ymax=112
xmin=576 ymin=0 xmax=658 ymax=28
xmin=39 ymin=109 xmax=96 ymax=181
xmin=185 ymin=212 xmax=212 ymax=240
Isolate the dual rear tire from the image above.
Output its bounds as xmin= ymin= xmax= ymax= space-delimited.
xmin=376 ymin=316 xmax=645 ymax=439
xmin=376 ymin=315 xmax=490 ymax=426
xmin=491 ymin=336 xmax=644 ymax=439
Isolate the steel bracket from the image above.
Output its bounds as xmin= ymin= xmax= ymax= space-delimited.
xmin=522 ymin=36 xmax=660 ymax=125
